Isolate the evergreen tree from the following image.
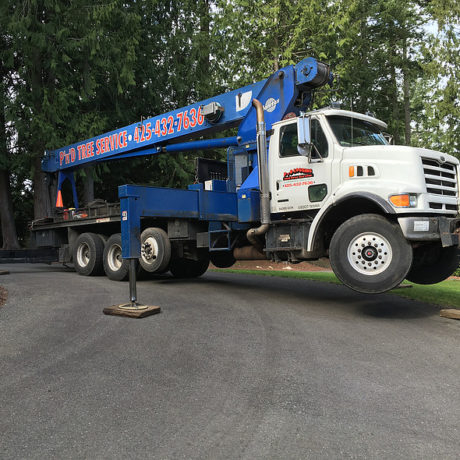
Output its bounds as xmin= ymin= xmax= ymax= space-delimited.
xmin=7 ymin=0 xmax=141 ymax=217
xmin=413 ymin=6 xmax=459 ymax=158
xmin=0 ymin=1 xmax=20 ymax=249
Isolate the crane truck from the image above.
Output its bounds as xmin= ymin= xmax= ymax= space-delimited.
xmin=25 ymin=57 xmax=459 ymax=295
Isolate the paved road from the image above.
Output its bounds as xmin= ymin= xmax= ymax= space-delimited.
xmin=0 ymin=264 xmax=459 ymax=459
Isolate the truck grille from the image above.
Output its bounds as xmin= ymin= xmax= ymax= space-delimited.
xmin=422 ymin=158 xmax=458 ymax=198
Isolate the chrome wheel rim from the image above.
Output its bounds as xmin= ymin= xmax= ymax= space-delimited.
xmin=77 ymin=243 xmax=90 ymax=267
xmin=141 ymin=237 xmax=159 ymax=266
xmin=347 ymin=232 xmax=392 ymax=275
xmin=107 ymin=244 xmax=123 ymax=271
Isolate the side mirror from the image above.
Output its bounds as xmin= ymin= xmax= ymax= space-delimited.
xmin=297 ymin=116 xmax=312 ymax=157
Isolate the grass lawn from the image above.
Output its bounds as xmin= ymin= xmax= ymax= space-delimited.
xmin=212 ymin=269 xmax=460 ymax=309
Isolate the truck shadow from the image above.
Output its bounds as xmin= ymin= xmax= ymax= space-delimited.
xmin=4 ymin=264 xmax=438 ymax=320
xmin=0 ymin=264 xmax=76 ymax=275
xmin=154 ymin=272 xmax=438 ymax=320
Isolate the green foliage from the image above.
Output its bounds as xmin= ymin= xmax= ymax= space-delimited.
xmin=7 ymin=1 xmax=139 ymax=151
xmin=412 ymin=23 xmax=459 ymax=159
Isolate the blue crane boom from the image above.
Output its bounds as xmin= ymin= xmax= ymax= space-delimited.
xmin=42 ymin=57 xmax=331 ymax=172
xmin=41 ymin=80 xmax=265 ymax=173
xmin=42 ymin=57 xmax=331 ymax=209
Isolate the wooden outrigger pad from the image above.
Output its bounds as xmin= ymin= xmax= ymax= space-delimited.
xmin=103 ymin=303 xmax=161 ymax=318
xmin=440 ymin=309 xmax=460 ymax=320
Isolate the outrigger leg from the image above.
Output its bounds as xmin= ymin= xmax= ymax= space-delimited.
xmin=103 ymin=190 xmax=161 ymax=318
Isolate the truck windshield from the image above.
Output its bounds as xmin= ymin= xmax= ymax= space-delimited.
xmin=327 ymin=115 xmax=388 ymax=147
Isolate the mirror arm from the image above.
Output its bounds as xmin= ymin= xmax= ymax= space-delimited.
xmin=308 ymin=143 xmax=324 ymax=163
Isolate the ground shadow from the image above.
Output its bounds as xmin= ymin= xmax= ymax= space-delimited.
xmin=158 ymin=271 xmax=439 ymax=320
xmin=3 ymin=263 xmax=439 ymax=320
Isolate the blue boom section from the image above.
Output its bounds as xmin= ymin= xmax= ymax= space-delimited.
xmin=42 ymin=80 xmax=266 ymax=173
xmin=42 ymin=57 xmax=331 ymax=174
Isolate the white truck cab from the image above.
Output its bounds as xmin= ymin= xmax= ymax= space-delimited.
xmin=267 ymin=108 xmax=460 ymax=293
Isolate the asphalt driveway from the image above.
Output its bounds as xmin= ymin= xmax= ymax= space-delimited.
xmin=1 ymin=264 xmax=459 ymax=459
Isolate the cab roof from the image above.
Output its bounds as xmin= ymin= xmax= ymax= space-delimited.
xmin=273 ymin=108 xmax=388 ymax=130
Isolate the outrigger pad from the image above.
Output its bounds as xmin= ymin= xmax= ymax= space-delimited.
xmin=103 ymin=303 xmax=161 ymax=318
xmin=0 ymin=271 xmax=10 ymax=275
xmin=440 ymin=309 xmax=460 ymax=320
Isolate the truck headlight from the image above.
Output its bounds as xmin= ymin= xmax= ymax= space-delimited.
xmin=389 ymin=194 xmax=417 ymax=208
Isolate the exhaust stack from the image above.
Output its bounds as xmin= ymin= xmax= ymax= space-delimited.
xmin=246 ymin=99 xmax=270 ymax=251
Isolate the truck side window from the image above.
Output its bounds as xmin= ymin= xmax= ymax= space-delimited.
xmin=279 ymin=122 xmax=298 ymax=157
xmin=279 ymin=120 xmax=328 ymax=158
xmin=311 ymin=119 xmax=328 ymax=159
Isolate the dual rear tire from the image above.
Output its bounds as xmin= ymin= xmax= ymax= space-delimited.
xmin=139 ymin=227 xmax=208 ymax=278
xmin=103 ymin=229 xmax=170 ymax=281
xmin=103 ymin=233 xmax=131 ymax=281
xmin=73 ymin=233 xmax=105 ymax=276
xmin=139 ymin=228 xmax=171 ymax=274
xmin=73 ymin=228 xmax=208 ymax=280
xmin=73 ymin=232 xmax=132 ymax=281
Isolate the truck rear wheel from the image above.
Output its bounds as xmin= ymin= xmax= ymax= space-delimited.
xmin=406 ymin=244 xmax=460 ymax=285
xmin=103 ymin=233 xmax=129 ymax=281
xmin=329 ymin=214 xmax=413 ymax=294
xmin=73 ymin=232 xmax=105 ymax=276
xmin=170 ymin=257 xmax=209 ymax=278
xmin=139 ymin=227 xmax=171 ymax=273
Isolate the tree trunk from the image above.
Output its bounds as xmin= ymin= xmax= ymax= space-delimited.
xmin=83 ymin=167 xmax=94 ymax=205
xmin=197 ymin=0 xmax=210 ymax=99
xmin=0 ymin=169 xmax=20 ymax=249
xmin=0 ymin=60 xmax=20 ymax=249
xmin=273 ymin=35 xmax=280 ymax=72
xmin=29 ymin=36 xmax=52 ymax=219
xmin=402 ymin=40 xmax=411 ymax=145
xmin=33 ymin=155 xmax=52 ymax=219
xmin=389 ymin=61 xmax=400 ymax=145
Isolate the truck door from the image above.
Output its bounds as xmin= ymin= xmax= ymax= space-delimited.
xmin=270 ymin=118 xmax=332 ymax=214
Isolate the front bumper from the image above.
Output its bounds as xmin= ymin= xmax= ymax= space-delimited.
xmin=398 ymin=216 xmax=460 ymax=247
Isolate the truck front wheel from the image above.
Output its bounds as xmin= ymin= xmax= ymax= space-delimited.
xmin=406 ymin=244 xmax=460 ymax=285
xmin=329 ymin=214 xmax=413 ymax=294
xmin=73 ymin=232 xmax=105 ymax=276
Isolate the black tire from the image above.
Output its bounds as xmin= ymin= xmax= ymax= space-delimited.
xmin=139 ymin=227 xmax=171 ymax=273
xmin=329 ymin=214 xmax=413 ymax=294
xmin=170 ymin=257 xmax=209 ymax=278
xmin=210 ymin=251 xmax=236 ymax=268
xmin=406 ymin=244 xmax=460 ymax=285
xmin=97 ymin=233 xmax=108 ymax=244
xmin=103 ymin=233 xmax=129 ymax=281
xmin=73 ymin=232 xmax=105 ymax=276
